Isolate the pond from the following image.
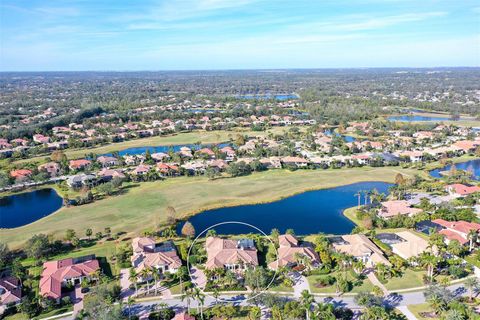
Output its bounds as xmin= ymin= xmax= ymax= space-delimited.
xmin=0 ymin=189 xmax=63 ymax=228
xmin=430 ymin=159 xmax=480 ymax=180
xmin=388 ymin=115 xmax=452 ymax=122
xmin=177 ymin=181 xmax=392 ymax=236
xmin=102 ymin=142 xmax=232 ymax=157
xmin=324 ymin=129 xmax=356 ymax=142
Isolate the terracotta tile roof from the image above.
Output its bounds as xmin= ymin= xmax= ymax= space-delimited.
xmin=39 ymin=257 xmax=99 ymax=299
xmin=205 ymin=237 xmax=258 ymax=269
xmin=268 ymin=235 xmax=319 ymax=270
xmin=10 ymin=169 xmax=32 ymax=178
xmin=446 ymin=184 xmax=480 ymax=196
xmin=379 ymin=200 xmax=422 ymax=218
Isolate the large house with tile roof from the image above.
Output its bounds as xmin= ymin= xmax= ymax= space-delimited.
xmin=0 ymin=276 xmax=22 ymax=315
xmin=39 ymin=255 xmax=99 ymax=302
xmin=432 ymin=219 xmax=480 ymax=248
xmin=331 ymin=234 xmax=390 ymax=268
xmin=268 ymin=234 xmax=320 ymax=271
xmin=131 ymin=238 xmax=182 ymax=278
xmin=205 ymin=237 xmax=258 ymax=272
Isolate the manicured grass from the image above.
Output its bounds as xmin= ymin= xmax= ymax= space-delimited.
xmin=307 ymin=270 xmax=374 ymax=294
xmin=384 ymin=269 xmax=426 ymax=291
xmin=465 ymin=255 xmax=480 ymax=268
xmin=4 ymin=306 xmax=73 ymax=320
xmin=407 ymin=303 xmax=438 ymax=320
xmin=1 ymin=166 xmax=420 ymax=248
xmin=12 ymin=128 xmax=291 ymax=165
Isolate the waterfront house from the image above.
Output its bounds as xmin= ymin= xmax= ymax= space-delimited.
xmin=378 ymin=200 xmax=422 ymax=219
xmin=205 ymin=237 xmax=259 ymax=272
xmin=10 ymin=169 xmax=32 ymax=182
xmin=445 ymin=184 xmax=480 ymax=197
xmin=0 ymin=276 xmax=22 ymax=315
xmin=38 ymin=162 xmax=61 ymax=177
xmin=281 ymin=156 xmax=310 ymax=168
xmin=377 ymin=231 xmax=429 ymax=260
xmin=268 ymin=234 xmax=320 ymax=271
xmin=66 ymin=173 xmax=97 ymax=188
xmin=97 ymin=155 xmax=119 ymax=168
xmin=131 ymin=238 xmax=182 ymax=279
xmin=97 ymin=168 xmax=126 ymax=182
xmin=331 ymin=234 xmax=390 ymax=268
xmin=69 ymin=159 xmax=92 ymax=171
xmin=40 ymin=255 xmax=99 ymax=302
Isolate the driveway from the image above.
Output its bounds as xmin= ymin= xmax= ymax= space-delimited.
xmin=290 ymin=272 xmax=310 ymax=298
xmin=71 ymin=285 xmax=85 ymax=316
xmin=190 ymin=266 xmax=207 ymax=290
xmin=397 ymin=306 xmax=418 ymax=320
xmin=120 ymin=268 xmax=134 ymax=299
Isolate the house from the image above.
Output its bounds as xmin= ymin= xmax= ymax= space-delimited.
xmin=0 ymin=276 xmax=22 ymax=315
xmin=220 ymin=146 xmax=236 ymax=161
xmin=66 ymin=173 xmax=97 ymax=188
xmin=97 ymin=168 xmax=126 ymax=182
xmin=378 ymin=200 xmax=422 ymax=219
xmin=151 ymin=152 xmax=170 ymax=162
xmin=331 ymin=234 xmax=391 ymax=268
xmin=396 ymin=151 xmax=424 ymax=163
xmin=205 ymin=237 xmax=259 ymax=272
xmin=445 ymin=184 xmax=480 ymax=197
xmin=377 ymin=231 xmax=429 ymax=260
xmin=173 ymin=312 xmax=196 ymax=320
xmin=33 ymin=134 xmax=50 ymax=144
xmin=40 ymin=255 xmax=99 ymax=302
xmin=69 ymin=159 xmax=92 ymax=171
xmin=131 ymin=164 xmax=151 ymax=176
xmin=268 ymin=234 xmax=320 ymax=271
xmin=10 ymin=169 xmax=32 ymax=181
xmin=96 ymin=156 xmax=119 ymax=168
xmin=38 ymin=162 xmax=61 ymax=177
xmin=196 ymin=148 xmax=215 ymax=159
xmin=432 ymin=219 xmax=480 ymax=247
xmin=281 ymin=156 xmax=310 ymax=168
xmin=156 ymin=163 xmax=180 ymax=176
xmin=131 ymin=238 xmax=182 ymax=278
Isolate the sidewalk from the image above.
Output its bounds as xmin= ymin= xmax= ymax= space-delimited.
xmin=397 ymin=306 xmax=418 ymax=320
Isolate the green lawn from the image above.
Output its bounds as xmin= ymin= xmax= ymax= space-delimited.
xmin=1 ymin=166 xmax=420 ymax=248
xmin=465 ymin=255 xmax=480 ymax=268
xmin=4 ymin=306 xmax=73 ymax=320
xmin=407 ymin=303 xmax=439 ymax=320
xmin=384 ymin=269 xmax=426 ymax=291
xmin=268 ymin=283 xmax=295 ymax=293
xmin=307 ymin=271 xmax=374 ymax=294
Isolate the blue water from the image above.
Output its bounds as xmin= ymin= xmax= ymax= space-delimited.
xmin=237 ymin=94 xmax=298 ymax=101
xmin=388 ymin=115 xmax=452 ymax=122
xmin=177 ymin=181 xmax=392 ymax=235
xmin=102 ymin=142 xmax=231 ymax=157
xmin=430 ymin=159 xmax=480 ymax=180
xmin=0 ymin=189 xmax=63 ymax=228
xmin=324 ymin=130 xmax=356 ymax=142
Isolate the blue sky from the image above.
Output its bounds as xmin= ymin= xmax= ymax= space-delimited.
xmin=1 ymin=0 xmax=479 ymax=71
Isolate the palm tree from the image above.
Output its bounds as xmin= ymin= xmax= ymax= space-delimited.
xmin=177 ymin=266 xmax=188 ymax=293
xmin=464 ymin=277 xmax=479 ymax=302
xmin=420 ymin=253 xmax=437 ymax=281
xmin=212 ymin=288 xmax=220 ymax=304
xmin=353 ymin=260 xmax=365 ymax=274
xmin=140 ymin=268 xmax=151 ymax=295
xmin=129 ymin=269 xmax=138 ymax=296
xmin=248 ymin=306 xmax=261 ymax=320
xmin=126 ymin=296 xmax=135 ymax=319
xmin=427 ymin=294 xmax=446 ymax=315
xmin=467 ymin=230 xmax=477 ymax=251
xmin=300 ymin=290 xmax=314 ymax=320
xmin=181 ymin=288 xmax=194 ymax=313
xmin=354 ymin=192 xmax=361 ymax=208
xmin=152 ymin=268 xmax=160 ymax=296
xmin=193 ymin=287 xmax=205 ymax=319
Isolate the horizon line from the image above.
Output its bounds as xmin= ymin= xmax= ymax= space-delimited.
xmin=1 ymin=66 xmax=480 ymax=73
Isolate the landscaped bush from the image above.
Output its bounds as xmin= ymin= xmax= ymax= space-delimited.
xmin=314 ymin=275 xmax=335 ymax=287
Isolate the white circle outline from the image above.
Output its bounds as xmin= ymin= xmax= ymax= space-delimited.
xmin=186 ymin=221 xmax=279 ymax=303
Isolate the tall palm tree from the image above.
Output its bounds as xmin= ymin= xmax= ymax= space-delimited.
xmin=193 ymin=287 xmax=205 ymax=319
xmin=181 ymin=288 xmax=194 ymax=313
xmin=420 ymin=253 xmax=437 ymax=281
xmin=140 ymin=268 xmax=151 ymax=295
xmin=129 ymin=269 xmax=138 ymax=296
xmin=464 ymin=277 xmax=479 ymax=302
xmin=126 ymin=296 xmax=135 ymax=319
xmin=427 ymin=294 xmax=446 ymax=315
xmin=300 ymin=290 xmax=314 ymax=320
xmin=467 ymin=230 xmax=477 ymax=252
xmin=177 ymin=266 xmax=188 ymax=293
xmin=152 ymin=268 xmax=160 ymax=296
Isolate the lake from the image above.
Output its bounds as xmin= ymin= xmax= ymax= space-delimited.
xmin=430 ymin=159 xmax=480 ymax=180
xmin=324 ymin=129 xmax=356 ymax=142
xmin=177 ymin=181 xmax=392 ymax=236
xmin=388 ymin=115 xmax=452 ymax=122
xmin=103 ymin=142 xmax=232 ymax=157
xmin=0 ymin=189 xmax=63 ymax=228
